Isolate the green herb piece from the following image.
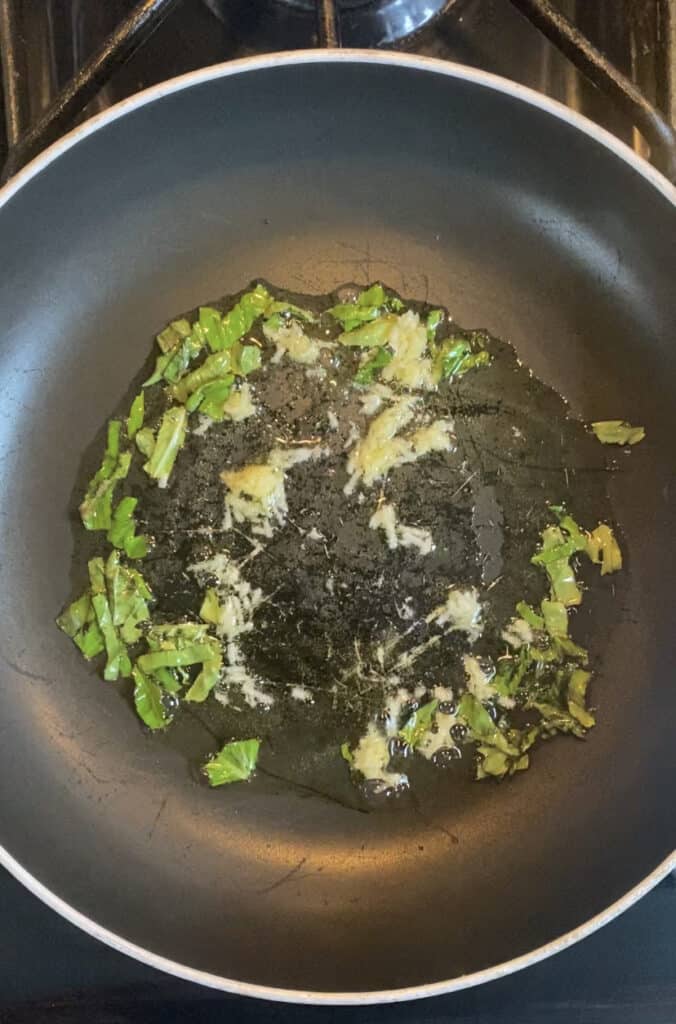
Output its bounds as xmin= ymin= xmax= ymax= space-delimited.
xmin=156 ymin=318 xmax=192 ymax=354
xmin=126 ymin=393 xmax=144 ymax=440
xmin=103 ymin=551 xmax=151 ymax=644
xmin=540 ymin=599 xmax=568 ymax=638
xmin=199 ymin=588 xmax=221 ymax=625
xmin=135 ymin=427 xmax=155 ymax=459
xmin=515 ymin=601 xmax=545 ymax=630
xmin=184 ymin=654 xmax=222 ymax=703
xmin=107 ymin=496 xmax=150 ymax=560
xmin=206 ymin=285 xmax=271 ymax=353
xmin=132 ymin=664 xmax=173 ymax=730
xmin=185 ymin=376 xmax=234 ymax=416
xmin=591 ymin=420 xmax=645 ymax=445
xmin=493 ymin=646 xmax=531 ymax=699
xmin=171 ymin=350 xmax=233 ymax=404
xmin=566 ymin=668 xmax=595 ymax=728
xmin=265 ymin=300 xmax=316 ymax=323
xmin=354 ymin=346 xmax=393 ymax=385
xmin=399 ymin=699 xmax=439 ymax=749
xmin=143 ymin=406 xmax=187 ymax=484
xmin=433 ymin=335 xmax=492 ymax=382
xmin=338 ymin=315 xmax=396 ymax=348
xmin=56 ymin=592 xmax=105 ymax=659
xmin=425 ymin=309 xmax=444 ymax=343
xmin=79 ymin=420 xmax=132 ymax=531
xmin=137 ymin=642 xmax=218 ymax=674
xmin=328 ymin=284 xmax=403 ymax=332
xmin=145 ymin=320 xmax=203 ymax=386
xmin=340 ymin=742 xmax=354 ymax=765
xmin=532 ymin=525 xmax=582 ymax=606
xmin=586 ymin=524 xmax=622 ymax=575
xmin=203 ymin=738 xmax=261 ymax=786
xmin=234 ymin=344 xmax=262 ymax=376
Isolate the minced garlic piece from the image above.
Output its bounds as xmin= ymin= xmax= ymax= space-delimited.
xmin=223 ymin=382 xmax=256 ymax=422
xmin=264 ymin=319 xmax=326 ymax=365
xmin=222 ymin=446 xmax=324 ymax=534
xmin=369 ymin=502 xmax=434 ymax=556
xmin=381 ymin=311 xmax=435 ymax=391
xmin=351 ymin=722 xmax=408 ymax=792
xmin=427 ymin=586 xmax=483 ymax=641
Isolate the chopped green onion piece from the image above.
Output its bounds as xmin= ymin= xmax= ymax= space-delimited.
xmin=207 ymin=285 xmax=271 ymax=352
xmin=143 ymin=406 xmax=187 ymax=485
xmin=591 ymin=420 xmax=645 ymax=445
xmin=532 ymin=525 xmax=582 ymax=606
xmin=567 ymin=669 xmax=595 ymax=729
xmin=203 ymin=738 xmax=261 ymax=786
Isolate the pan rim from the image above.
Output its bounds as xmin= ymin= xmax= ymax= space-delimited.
xmin=1 ymin=50 xmax=675 ymax=210
xmin=1 ymin=840 xmax=674 ymax=1004
xmin=0 ymin=49 xmax=674 ymax=1003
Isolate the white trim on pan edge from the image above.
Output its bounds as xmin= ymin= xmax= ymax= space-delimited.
xmin=0 ymin=50 xmax=674 ymax=1003
xmin=0 ymin=49 xmax=675 ymax=207
xmin=1 ymin=842 xmax=675 ymax=1005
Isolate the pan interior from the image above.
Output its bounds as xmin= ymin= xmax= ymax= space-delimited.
xmin=0 ymin=58 xmax=674 ymax=995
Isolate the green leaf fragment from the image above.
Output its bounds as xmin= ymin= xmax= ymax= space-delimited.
xmin=135 ymin=427 xmax=155 ymax=459
xmin=207 ymin=285 xmax=271 ymax=353
xmin=133 ymin=664 xmax=173 ymax=730
xmin=203 ymin=738 xmax=261 ymax=786
xmin=56 ymin=592 xmax=104 ymax=659
xmin=340 ymin=741 xmax=354 ymax=765
xmin=79 ymin=420 xmax=132 ymax=531
xmin=137 ymin=642 xmax=218 ymax=674
xmin=591 ymin=420 xmax=645 ymax=445
xmin=172 ymin=350 xmax=232 ymax=403
xmin=354 ymin=346 xmax=393 ymax=385
xmin=338 ymin=315 xmax=396 ymax=348
xmin=328 ymin=284 xmax=403 ymax=332
xmin=532 ymin=525 xmax=582 ymax=606
xmin=567 ymin=669 xmax=595 ymax=729
xmin=185 ymin=375 xmax=234 ymax=417
xmin=145 ymin=321 xmax=203 ymax=386
xmin=143 ymin=406 xmax=187 ymax=484
xmin=91 ymin=591 xmax=131 ymax=681
xmin=515 ymin=601 xmax=544 ymax=629
xmin=184 ymin=655 xmax=222 ymax=703
xmin=586 ymin=524 xmax=622 ymax=575
xmin=126 ymin=393 xmax=144 ymax=440
xmin=399 ymin=699 xmax=438 ymax=749
xmin=540 ymin=599 xmax=568 ymax=638
xmin=425 ymin=309 xmax=444 ymax=343
xmin=108 ymin=496 xmax=150 ymax=560
xmin=265 ymin=300 xmax=316 ymax=323
xmin=199 ymin=588 xmax=221 ymax=625
xmin=433 ymin=335 xmax=492 ymax=382
xmin=235 ymin=344 xmax=262 ymax=376
xmin=156 ymin=318 xmax=192 ymax=354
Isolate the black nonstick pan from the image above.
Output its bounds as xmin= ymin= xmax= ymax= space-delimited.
xmin=0 ymin=53 xmax=674 ymax=1003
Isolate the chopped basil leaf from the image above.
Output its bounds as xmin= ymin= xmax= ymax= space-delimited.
xmin=133 ymin=664 xmax=173 ymax=730
xmin=433 ymin=335 xmax=492 ymax=382
xmin=586 ymin=524 xmax=622 ymax=575
xmin=591 ymin=420 xmax=645 ymax=445
xmin=399 ymin=699 xmax=438 ymax=748
xmin=108 ymin=496 xmax=150 ymax=560
xmin=532 ymin=525 xmax=582 ymax=606
xmin=338 ymin=315 xmax=396 ymax=348
xmin=203 ymin=738 xmax=261 ymax=786
xmin=206 ymin=285 xmax=270 ymax=353
xmin=126 ymin=393 xmax=144 ymax=440
xmin=79 ymin=420 xmax=132 ymax=531
xmin=56 ymin=592 xmax=105 ymax=659
xmin=354 ymin=346 xmax=393 ymax=385
xmin=143 ymin=407 xmax=187 ymax=485
xmin=425 ymin=309 xmax=444 ymax=343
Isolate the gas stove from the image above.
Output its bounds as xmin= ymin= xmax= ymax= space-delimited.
xmin=1 ymin=1 xmax=675 ymax=1019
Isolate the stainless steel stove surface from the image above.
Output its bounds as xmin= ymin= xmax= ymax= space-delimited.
xmin=1 ymin=1 xmax=675 ymax=1019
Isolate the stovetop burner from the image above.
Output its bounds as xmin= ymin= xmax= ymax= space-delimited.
xmin=204 ymin=0 xmax=455 ymax=48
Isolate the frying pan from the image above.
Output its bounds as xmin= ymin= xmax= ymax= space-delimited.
xmin=0 ymin=52 xmax=674 ymax=1004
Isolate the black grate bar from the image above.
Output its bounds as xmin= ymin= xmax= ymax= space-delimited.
xmin=1 ymin=0 xmax=182 ymax=182
xmin=0 ymin=0 xmax=30 ymax=148
xmin=509 ymin=0 xmax=676 ymax=182
xmin=317 ymin=0 xmax=341 ymax=48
